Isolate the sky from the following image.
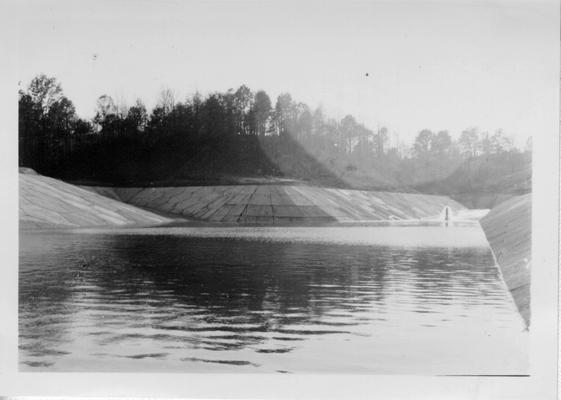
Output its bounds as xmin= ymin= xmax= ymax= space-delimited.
xmin=16 ymin=0 xmax=558 ymax=146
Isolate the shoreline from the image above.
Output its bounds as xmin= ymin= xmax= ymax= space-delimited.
xmin=20 ymin=172 xmax=465 ymax=229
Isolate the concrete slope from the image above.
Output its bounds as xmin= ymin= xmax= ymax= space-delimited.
xmin=480 ymin=194 xmax=531 ymax=326
xmin=20 ymin=173 xmax=173 ymax=229
xmin=102 ymin=185 xmax=465 ymax=224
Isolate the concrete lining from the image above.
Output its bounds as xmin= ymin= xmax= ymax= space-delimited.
xmin=21 ymin=172 xmax=467 ymax=228
xmin=95 ymin=184 xmax=465 ymax=224
xmin=480 ymin=193 xmax=531 ymax=326
xmin=20 ymin=173 xmax=174 ymax=228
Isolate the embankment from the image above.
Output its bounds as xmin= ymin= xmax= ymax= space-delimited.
xmin=20 ymin=171 xmax=174 ymax=229
xmin=20 ymin=171 xmax=465 ymax=228
xmin=480 ymin=194 xmax=531 ymax=326
xmin=89 ymin=185 xmax=465 ymax=224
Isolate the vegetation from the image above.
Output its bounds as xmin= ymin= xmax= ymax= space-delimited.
xmin=417 ymin=151 xmax=531 ymax=208
xmin=19 ymin=74 xmax=531 ymax=195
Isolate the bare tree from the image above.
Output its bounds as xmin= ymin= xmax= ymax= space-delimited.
xmin=158 ymin=88 xmax=176 ymax=115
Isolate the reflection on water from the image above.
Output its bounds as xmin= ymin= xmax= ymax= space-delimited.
xmin=19 ymin=226 xmax=528 ymax=373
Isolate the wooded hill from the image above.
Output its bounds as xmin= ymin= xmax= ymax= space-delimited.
xmin=19 ymin=74 xmax=532 ymax=206
xmin=416 ymin=152 xmax=531 ymax=208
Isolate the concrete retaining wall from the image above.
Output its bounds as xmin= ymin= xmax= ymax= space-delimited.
xmin=480 ymin=194 xmax=531 ymax=326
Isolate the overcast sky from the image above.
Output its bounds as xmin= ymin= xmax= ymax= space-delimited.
xmin=16 ymin=0 xmax=557 ymax=146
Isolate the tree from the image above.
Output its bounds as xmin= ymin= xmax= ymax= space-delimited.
xmin=219 ymin=90 xmax=237 ymax=135
xmin=24 ymin=76 xmax=536 ymax=188
xmin=413 ymin=129 xmax=434 ymax=159
xmin=24 ymin=75 xmax=75 ymax=133
xmin=46 ymin=96 xmax=76 ymax=133
xmin=73 ymin=118 xmax=93 ymax=137
xmin=250 ymin=90 xmax=271 ymax=136
xmin=94 ymin=95 xmax=117 ymax=124
xmin=233 ymin=85 xmax=253 ymax=135
xmin=458 ymin=127 xmax=479 ymax=158
xmin=489 ymin=129 xmax=514 ymax=154
xmin=374 ymin=126 xmax=389 ymax=156
xmin=479 ymin=131 xmax=493 ymax=155
xmin=19 ymin=91 xmax=41 ymax=166
xmin=18 ymin=91 xmax=41 ymax=137
xmin=354 ymin=124 xmax=374 ymax=159
xmin=158 ymin=88 xmax=175 ymax=116
xmin=274 ymin=93 xmax=296 ymax=137
xmin=324 ymin=118 xmax=341 ymax=153
xmin=189 ymin=91 xmax=204 ymax=138
xmin=94 ymin=95 xmax=119 ymax=136
xmin=340 ymin=115 xmax=359 ymax=154
xmin=19 ymin=75 xmax=78 ymax=170
xmin=126 ymin=99 xmax=148 ymax=134
xmin=27 ymin=74 xmax=63 ymax=114
xmin=201 ymin=93 xmax=228 ymax=138
xmin=311 ymin=108 xmax=325 ymax=136
xmin=296 ymin=103 xmax=312 ymax=141
xmin=431 ymin=130 xmax=452 ymax=157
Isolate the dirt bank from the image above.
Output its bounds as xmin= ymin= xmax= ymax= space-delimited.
xmin=480 ymin=194 xmax=531 ymax=326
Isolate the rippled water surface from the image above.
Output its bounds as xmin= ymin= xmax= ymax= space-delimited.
xmin=19 ymin=225 xmax=527 ymax=373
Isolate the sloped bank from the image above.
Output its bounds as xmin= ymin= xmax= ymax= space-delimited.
xmin=89 ymin=185 xmax=465 ymax=224
xmin=20 ymin=170 xmax=465 ymax=228
xmin=480 ymin=194 xmax=531 ymax=326
xmin=20 ymin=171 xmax=174 ymax=229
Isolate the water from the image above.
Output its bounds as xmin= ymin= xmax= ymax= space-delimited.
xmin=19 ymin=224 xmax=528 ymax=374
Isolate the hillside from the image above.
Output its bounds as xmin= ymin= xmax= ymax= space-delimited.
xmin=42 ymin=133 xmax=531 ymax=204
xmin=56 ymin=135 xmax=394 ymax=189
xmin=20 ymin=75 xmax=531 ymax=203
xmin=416 ymin=152 xmax=531 ymax=208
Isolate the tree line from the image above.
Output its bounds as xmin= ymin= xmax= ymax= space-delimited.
xmin=19 ymin=74 xmax=531 ymax=187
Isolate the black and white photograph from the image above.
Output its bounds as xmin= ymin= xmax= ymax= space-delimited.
xmin=1 ymin=0 xmax=559 ymax=397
